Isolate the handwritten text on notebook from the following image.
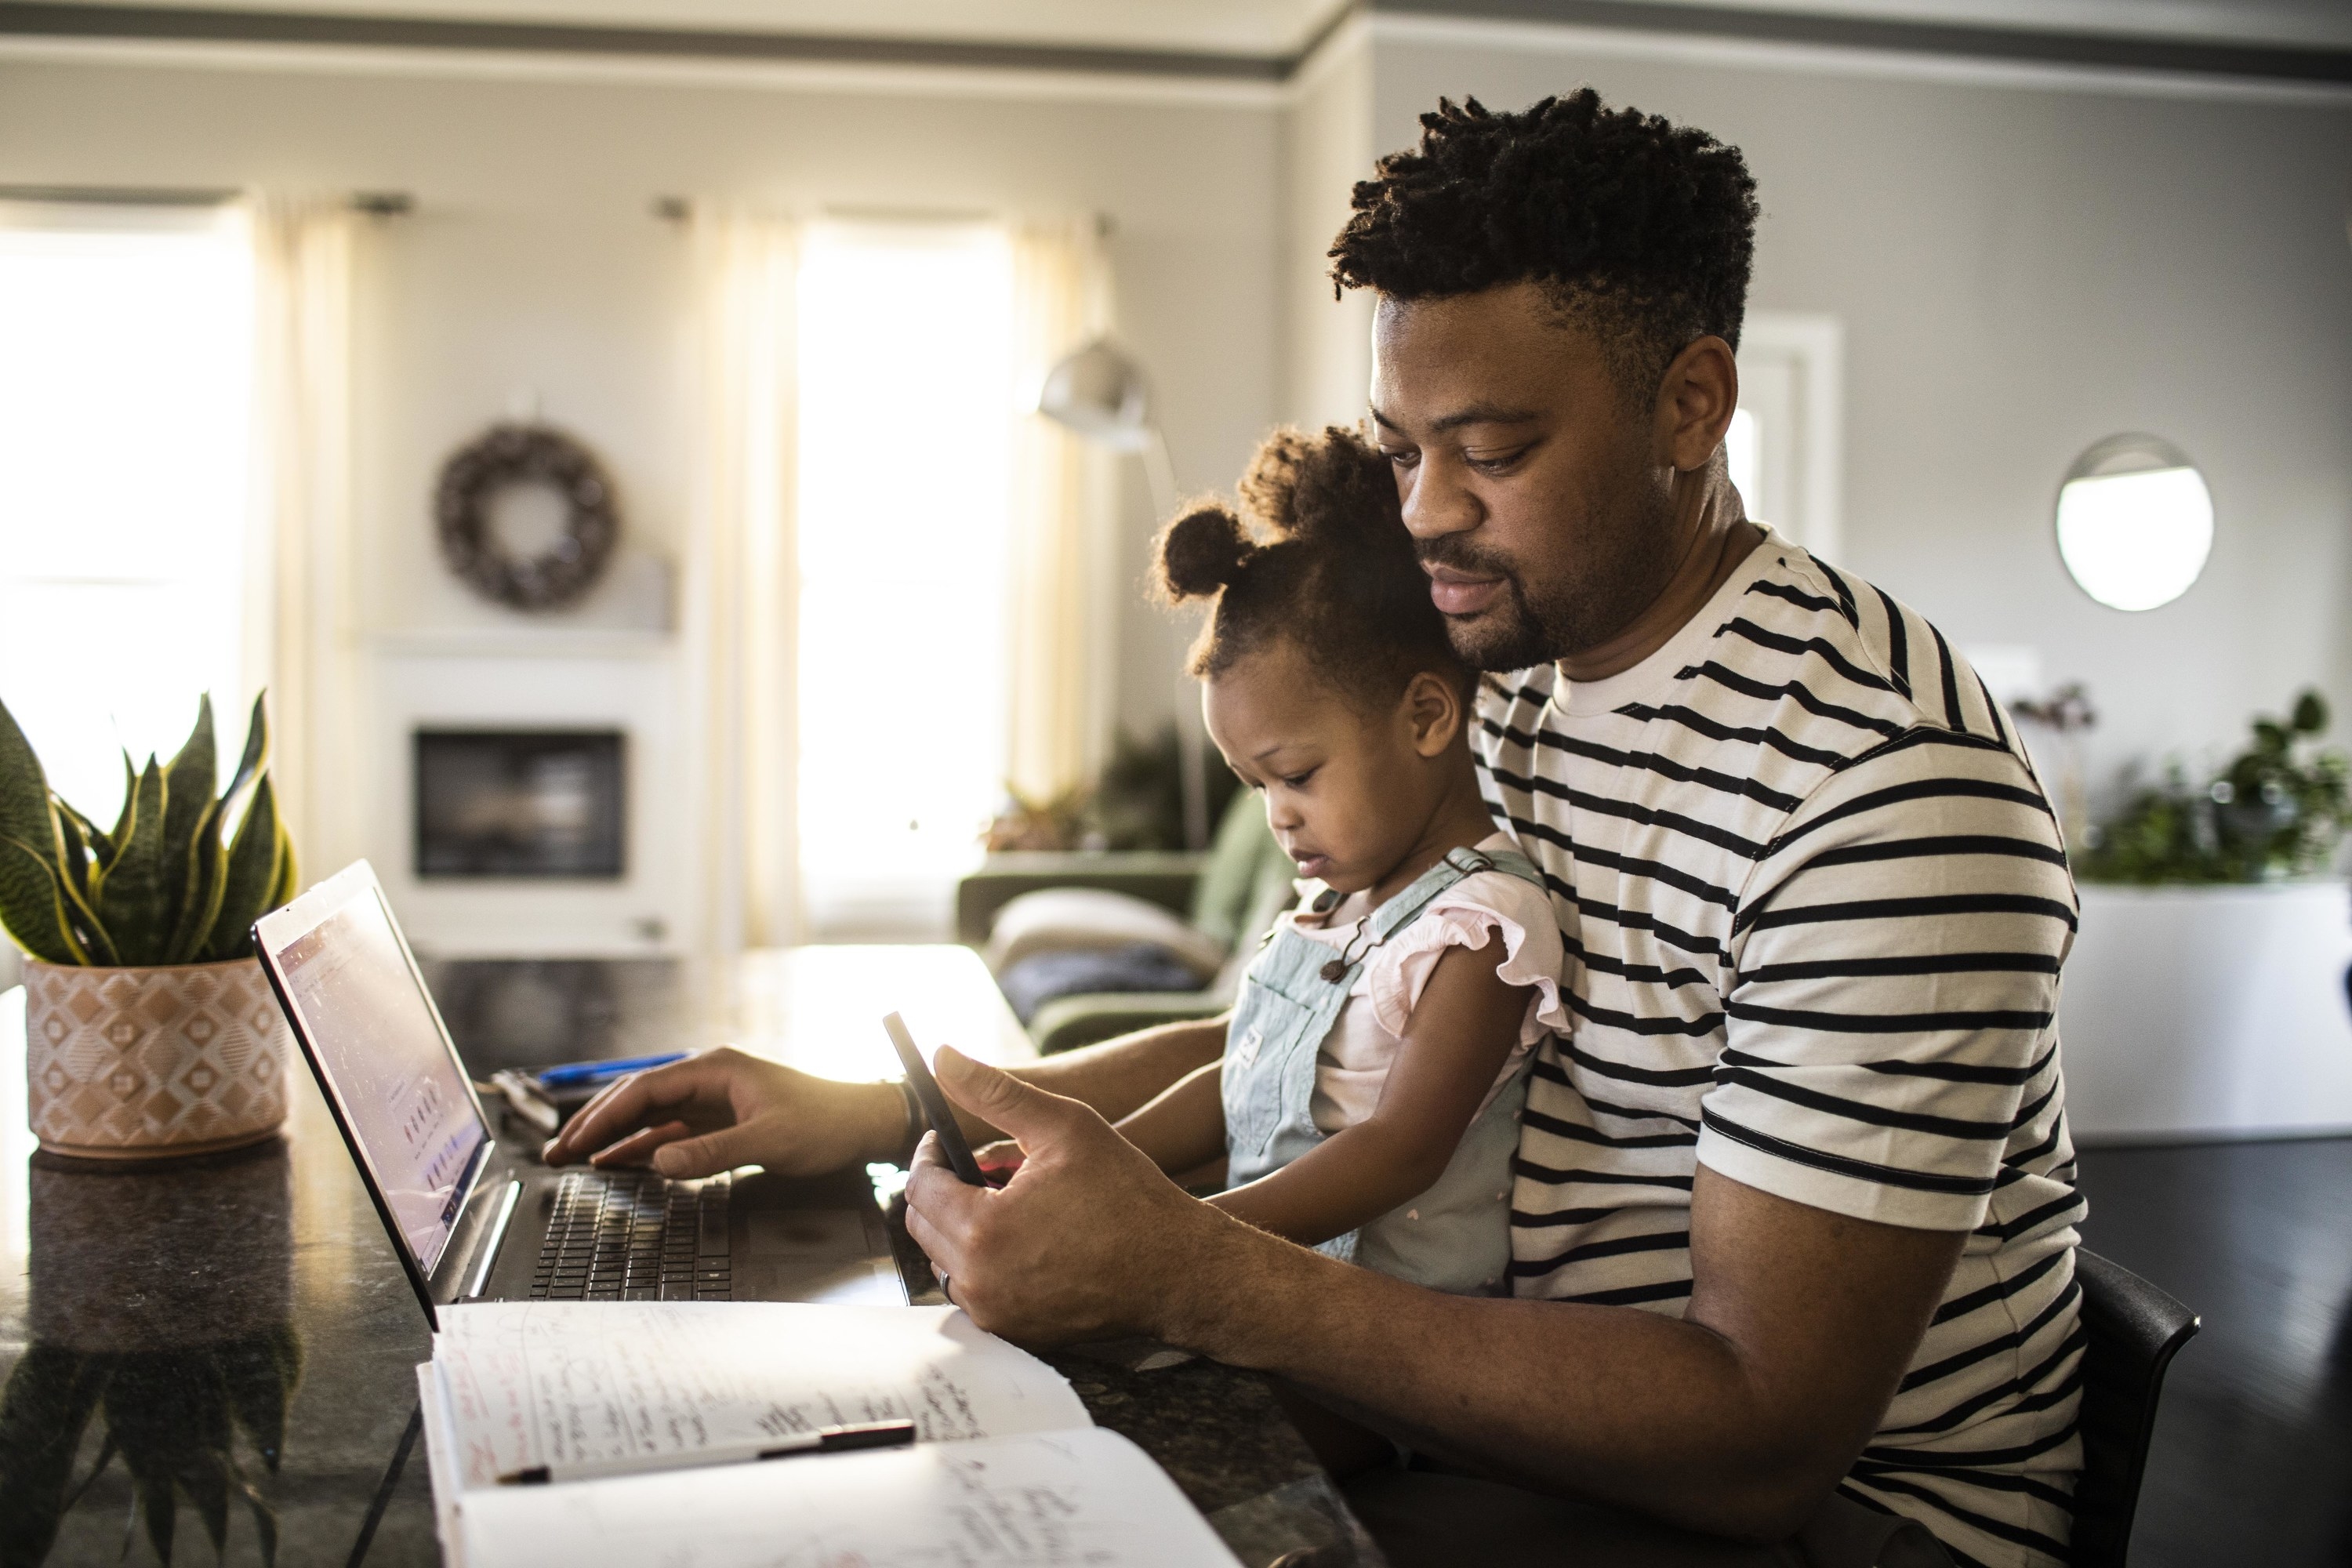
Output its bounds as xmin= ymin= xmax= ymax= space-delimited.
xmin=431 ymin=1301 xmax=1089 ymax=1489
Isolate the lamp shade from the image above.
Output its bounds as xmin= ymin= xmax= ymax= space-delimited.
xmin=1037 ymin=337 xmax=1152 ymax=452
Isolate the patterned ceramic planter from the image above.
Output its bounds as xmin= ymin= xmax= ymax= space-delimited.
xmin=24 ymin=958 xmax=291 ymax=1160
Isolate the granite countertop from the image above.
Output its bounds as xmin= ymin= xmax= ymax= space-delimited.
xmin=885 ymin=1192 xmax=1381 ymax=1567
xmin=0 ymin=999 xmax=1381 ymax=1567
xmin=1047 ymin=1350 xmax=1379 ymax=1568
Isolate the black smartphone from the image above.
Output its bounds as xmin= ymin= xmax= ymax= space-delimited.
xmin=882 ymin=1012 xmax=989 ymax=1187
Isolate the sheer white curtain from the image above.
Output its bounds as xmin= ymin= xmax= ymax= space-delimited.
xmin=1005 ymin=216 xmax=1116 ymax=808
xmin=794 ymin=222 xmax=1015 ymax=938
xmin=684 ymin=208 xmax=1105 ymax=960
xmin=247 ymin=195 xmax=361 ymax=884
xmin=682 ymin=207 xmax=800 ymax=968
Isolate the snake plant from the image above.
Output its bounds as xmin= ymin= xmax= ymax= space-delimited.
xmin=0 ymin=695 xmax=296 ymax=967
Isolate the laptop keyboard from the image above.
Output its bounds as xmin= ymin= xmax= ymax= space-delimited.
xmin=532 ymin=1170 xmax=732 ymax=1301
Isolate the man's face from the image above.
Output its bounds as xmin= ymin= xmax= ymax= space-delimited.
xmin=1370 ymin=281 xmax=1679 ymax=671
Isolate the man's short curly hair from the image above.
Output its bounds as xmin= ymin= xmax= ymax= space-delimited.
xmin=1330 ymin=90 xmax=1760 ymax=401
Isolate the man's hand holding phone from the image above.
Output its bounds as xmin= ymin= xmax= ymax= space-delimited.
xmin=883 ymin=1013 xmax=1011 ymax=1188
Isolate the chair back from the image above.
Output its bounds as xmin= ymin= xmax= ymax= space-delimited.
xmin=2070 ymin=1247 xmax=2199 ymax=1568
xmin=1189 ymin=793 xmax=1287 ymax=949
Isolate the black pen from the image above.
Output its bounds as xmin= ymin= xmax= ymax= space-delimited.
xmin=495 ymin=1419 xmax=917 ymax=1485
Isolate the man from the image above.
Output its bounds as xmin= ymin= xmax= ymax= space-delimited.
xmin=550 ymin=93 xmax=2082 ymax=1568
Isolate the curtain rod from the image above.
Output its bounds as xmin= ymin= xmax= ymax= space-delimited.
xmin=0 ymin=184 xmax=415 ymax=214
xmin=648 ymin=197 xmax=1113 ymax=237
xmin=0 ymin=183 xmax=238 ymax=207
xmin=648 ymin=198 xmax=1005 ymax=226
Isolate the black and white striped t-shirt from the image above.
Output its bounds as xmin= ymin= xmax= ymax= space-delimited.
xmin=1479 ymin=532 xmax=2084 ymax=1568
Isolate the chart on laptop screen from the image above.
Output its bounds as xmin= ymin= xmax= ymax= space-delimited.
xmin=274 ymin=889 xmax=487 ymax=1273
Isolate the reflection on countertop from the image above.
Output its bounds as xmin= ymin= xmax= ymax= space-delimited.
xmin=0 ymin=988 xmax=442 ymax=1567
xmin=9 ymin=1141 xmax=301 ymax=1566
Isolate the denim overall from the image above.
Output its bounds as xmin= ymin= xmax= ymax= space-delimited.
xmin=1221 ymin=845 xmax=1545 ymax=1297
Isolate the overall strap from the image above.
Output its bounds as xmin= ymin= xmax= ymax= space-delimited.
xmin=1472 ymin=844 xmax=1546 ymax=891
xmin=1364 ymin=845 xmax=1511 ymax=944
xmin=1303 ymin=843 xmax=1550 ymax=989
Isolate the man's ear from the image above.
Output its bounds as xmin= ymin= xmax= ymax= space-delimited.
xmin=1655 ymin=336 xmax=1739 ymax=474
xmin=1402 ymin=671 xmax=1463 ymax=758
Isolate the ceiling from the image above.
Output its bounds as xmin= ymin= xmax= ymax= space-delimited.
xmin=15 ymin=0 xmax=2352 ymax=65
xmin=1606 ymin=0 xmax=2352 ymax=53
xmin=18 ymin=0 xmax=1351 ymax=57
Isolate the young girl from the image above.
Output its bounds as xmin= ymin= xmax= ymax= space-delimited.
xmin=1112 ymin=426 xmax=1567 ymax=1297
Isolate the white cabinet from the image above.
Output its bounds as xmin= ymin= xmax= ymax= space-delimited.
xmin=2059 ymin=881 xmax=2352 ymax=1141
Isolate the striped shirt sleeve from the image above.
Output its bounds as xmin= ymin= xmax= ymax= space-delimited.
xmin=1700 ymin=729 xmax=2078 ymax=1231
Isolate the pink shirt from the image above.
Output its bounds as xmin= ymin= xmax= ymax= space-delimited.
xmin=1282 ymin=833 xmax=1569 ymax=1134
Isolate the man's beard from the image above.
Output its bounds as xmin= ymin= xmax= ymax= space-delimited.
xmin=1417 ymin=485 xmax=1680 ymax=673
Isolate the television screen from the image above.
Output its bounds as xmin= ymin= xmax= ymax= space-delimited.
xmin=414 ymin=728 xmax=625 ymax=878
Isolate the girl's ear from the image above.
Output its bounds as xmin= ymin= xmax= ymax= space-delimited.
xmin=1402 ymin=670 xmax=1463 ymax=758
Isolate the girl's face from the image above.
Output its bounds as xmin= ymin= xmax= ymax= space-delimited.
xmin=1203 ymin=639 xmax=1463 ymax=896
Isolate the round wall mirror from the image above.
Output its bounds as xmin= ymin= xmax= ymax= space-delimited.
xmin=2054 ymin=434 xmax=2213 ymax=612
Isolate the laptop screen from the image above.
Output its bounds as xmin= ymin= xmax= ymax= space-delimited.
xmin=266 ymin=873 xmax=488 ymax=1275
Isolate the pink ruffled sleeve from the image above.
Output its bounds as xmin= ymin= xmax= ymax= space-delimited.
xmin=1362 ymin=870 xmax=1572 ymax=1048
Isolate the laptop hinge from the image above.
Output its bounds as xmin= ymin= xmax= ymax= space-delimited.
xmin=434 ymin=1136 xmax=500 ymax=1301
xmin=466 ymin=1178 xmax=525 ymax=1301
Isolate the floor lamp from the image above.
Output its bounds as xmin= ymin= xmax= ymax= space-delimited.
xmin=1036 ymin=338 xmax=1210 ymax=851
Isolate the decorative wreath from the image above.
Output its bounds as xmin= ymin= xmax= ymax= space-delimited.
xmin=433 ymin=423 xmax=619 ymax=612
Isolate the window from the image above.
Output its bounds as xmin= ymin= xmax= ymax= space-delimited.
xmin=1731 ymin=314 xmax=1842 ymax=561
xmin=0 ymin=206 xmax=256 ymax=819
xmin=1726 ymin=406 xmax=1761 ymax=503
xmin=794 ymin=221 xmax=1016 ymax=937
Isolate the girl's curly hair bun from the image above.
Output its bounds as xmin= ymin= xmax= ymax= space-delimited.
xmin=1152 ymin=423 xmax=1466 ymax=709
xmin=1155 ymin=503 xmax=1256 ymax=603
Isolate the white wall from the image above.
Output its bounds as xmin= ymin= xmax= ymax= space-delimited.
xmin=1362 ymin=24 xmax=2352 ymax=800
xmin=1279 ymin=24 xmax=1377 ymax=430
xmin=0 ymin=55 xmax=1281 ymax=754
xmin=9 ymin=26 xmax=2351 ymax=842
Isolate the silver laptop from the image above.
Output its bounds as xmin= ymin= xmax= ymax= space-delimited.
xmin=255 ymin=861 xmax=906 ymax=1328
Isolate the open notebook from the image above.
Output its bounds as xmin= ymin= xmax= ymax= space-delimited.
xmin=418 ymin=1301 xmax=1243 ymax=1567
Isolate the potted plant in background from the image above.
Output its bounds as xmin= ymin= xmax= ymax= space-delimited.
xmin=0 ymin=695 xmax=298 ymax=1159
xmin=2079 ymin=688 xmax=2349 ymax=884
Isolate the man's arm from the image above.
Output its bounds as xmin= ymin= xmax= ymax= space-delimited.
xmin=904 ymin=1051 xmax=1961 ymax=1543
xmin=543 ymin=1014 xmax=1230 ymax=1177
xmin=1193 ymin=1168 xmax=1961 ymax=1537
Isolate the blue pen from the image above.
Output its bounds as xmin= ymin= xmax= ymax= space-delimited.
xmin=537 ymin=1051 xmax=688 ymax=1089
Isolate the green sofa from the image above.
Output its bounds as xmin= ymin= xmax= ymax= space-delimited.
xmin=956 ymin=794 xmax=1297 ymax=1054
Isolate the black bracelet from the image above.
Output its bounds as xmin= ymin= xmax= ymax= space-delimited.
xmin=895 ymin=1078 xmax=925 ymax=1164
